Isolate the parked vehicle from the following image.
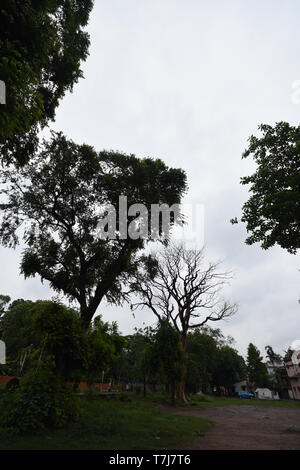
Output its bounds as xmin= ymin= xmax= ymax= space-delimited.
xmin=236 ymin=390 xmax=254 ymax=399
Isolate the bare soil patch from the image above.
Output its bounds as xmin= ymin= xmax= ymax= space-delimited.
xmin=177 ymin=405 xmax=300 ymax=450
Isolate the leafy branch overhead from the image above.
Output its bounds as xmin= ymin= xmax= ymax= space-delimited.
xmin=0 ymin=0 xmax=94 ymax=165
xmin=234 ymin=122 xmax=300 ymax=254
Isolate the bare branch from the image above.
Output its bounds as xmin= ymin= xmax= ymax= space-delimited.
xmin=131 ymin=242 xmax=237 ymax=339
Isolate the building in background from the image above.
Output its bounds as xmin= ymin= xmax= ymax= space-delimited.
xmin=266 ymin=358 xmax=292 ymax=400
xmin=254 ymin=388 xmax=279 ymax=400
xmin=284 ymin=350 xmax=300 ymax=400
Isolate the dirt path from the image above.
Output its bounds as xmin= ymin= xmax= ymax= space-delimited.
xmin=178 ymin=405 xmax=300 ymax=450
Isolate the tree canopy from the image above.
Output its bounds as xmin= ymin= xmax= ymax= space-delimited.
xmin=0 ymin=133 xmax=187 ymax=326
xmin=186 ymin=327 xmax=246 ymax=394
xmin=247 ymin=343 xmax=270 ymax=389
xmin=212 ymin=345 xmax=246 ymax=391
xmin=152 ymin=320 xmax=185 ymax=402
xmin=233 ymin=122 xmax=300 ymax=254
xmin=0 ymin=0 xmax=93 ymax=164
xmin=0 ymin=298 xmax=125 ymax=381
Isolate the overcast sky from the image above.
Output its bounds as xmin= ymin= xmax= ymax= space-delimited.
xmin=1 ymin=0 xmax=300 ymax=358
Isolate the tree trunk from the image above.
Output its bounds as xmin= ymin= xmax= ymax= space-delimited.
xmin=175 ymin=380 xmax=187 ymax=402
xmin=175 ymin=332 xmax=188 ymax=403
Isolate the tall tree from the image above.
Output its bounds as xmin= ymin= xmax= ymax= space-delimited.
xmin=232 ymin=122 xmax=300 ymax=254
xmin=0 ymin=133 xmax=187 ymax=326
xmin=0 ymin=0 xmax=93 ymax=165
xmin=264 ymin=345 xmax=286 ymax=395
xmin=152 ymin=320 xmax=185 ymax=403
xmin=114 ymin=328 xmax=157 ymax=396
xmin=185 ymin=327 xmax=220 ymax=394
xmin=186 ymin=328 xmax=246 ymax=395
xmin=212 ymin=345 xmax=246 ymax=393
xmin=131 ymin=244 xmax=237 ymax=400
xmin=247 ymin=343 xmax=270 ymax=389
xmin=84 ymin=316 xmax=125 ymax=386
xmin=0 ymin=298 xmax=125 ymax=380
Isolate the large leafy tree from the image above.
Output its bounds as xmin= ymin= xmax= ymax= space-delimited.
xmin=0 ymin=0 xmax=93 ymax=165
xmin=152 ymin=320 xmax=185 ymax=403
xmin=233 ymin=122 xmax=300 ymax=254
xmin=212 ymin=345 xmax=246 ymax=393
xmin=85 ymin=316 xmax=126 ymax=385
xmin=185 ymin=328 xmax=219 ymax=394
xmin=115 ymin=323 xmax=184 ymax=401
xmin=113 ymin=328 xmax=157 ymax=396
xmin=0 ymin=298 xmax=125 ymax=380
xmin=0 ymin=133 xmax=187 ymax=326
xmin=0 ymin=299 xmax=85 ymax=377
xmin=186 ymin=328 xmax=246 ymax=395
xmin=0 ymin=299 xmax=38 ymax=365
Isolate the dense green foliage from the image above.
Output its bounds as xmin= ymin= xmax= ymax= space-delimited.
xmin=186 ymin=328 xmax=246 ymax=394
xmin=212 ymin=345 xmax=246 ymax=392
xmin=0 ymin=133 xmax=187 ymax=326
xmin=151 ymin=321 xmax=185 ymax=400
xmin=0 ymin=296 xmax=290 ymax=437
xmin=234 ymin=122 xmax=300 ymax=254
xmin=0 ymin=299 xmax=124 ymax=382
xmin=247 ymin=343 xmax=270 ymax=389
xmin=115 ymin=325 xmax=246 ymax=397
xmin=114 ymin=323 xmax=185 ymax=399
xmin=0 ymin=300 xmax=85 ymax=376
xmin=186 ymin=328 xmax=219 ymax=393
xmin=115 ymin=329 xmax=154 ymax=389
xmin=0 ymin=298 xmax=126 ymax=432
xmin=85 ymin=316 xmax=126 ymax=384
xmin=0 ymin=0 xmax=93 ymax=164
xmin=0 ymin=360 xmax=79 ymax=433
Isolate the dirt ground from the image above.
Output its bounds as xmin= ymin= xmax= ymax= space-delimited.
xmin=179 ymin=405 xmax=300 ymax=450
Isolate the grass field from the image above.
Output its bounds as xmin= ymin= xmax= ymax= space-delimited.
xmin=0 ymin=393 xmax=212 ymax=450
xmin=0 ymin=392 xmax=299 ymax=450
xmin=187 ymin=394 xmax=300 ymax=409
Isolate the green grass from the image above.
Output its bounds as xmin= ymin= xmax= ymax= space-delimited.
xmin=187 ymin=394 xmax=300 ymax=409
xmin=0 ymin=393 xmax=212 ymax=450
xmin=1 ymin=391 xmax=299 ymax=450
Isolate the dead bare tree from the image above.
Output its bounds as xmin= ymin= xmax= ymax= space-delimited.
xmin=131 ymin=243 xmax=237 ymax=400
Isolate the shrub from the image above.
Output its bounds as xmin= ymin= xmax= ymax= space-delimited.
xmin=0 ymin=360 xmax=80 ymax=433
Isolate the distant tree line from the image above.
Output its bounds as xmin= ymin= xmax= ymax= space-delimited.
xmin=0 ymin=297 xmax=277 ymax=399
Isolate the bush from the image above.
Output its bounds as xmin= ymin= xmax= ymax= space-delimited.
xmin=189 ymin=393 xmax=213 ymax=405
xmin=0 ymin=361 xmax=80 ymax=434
